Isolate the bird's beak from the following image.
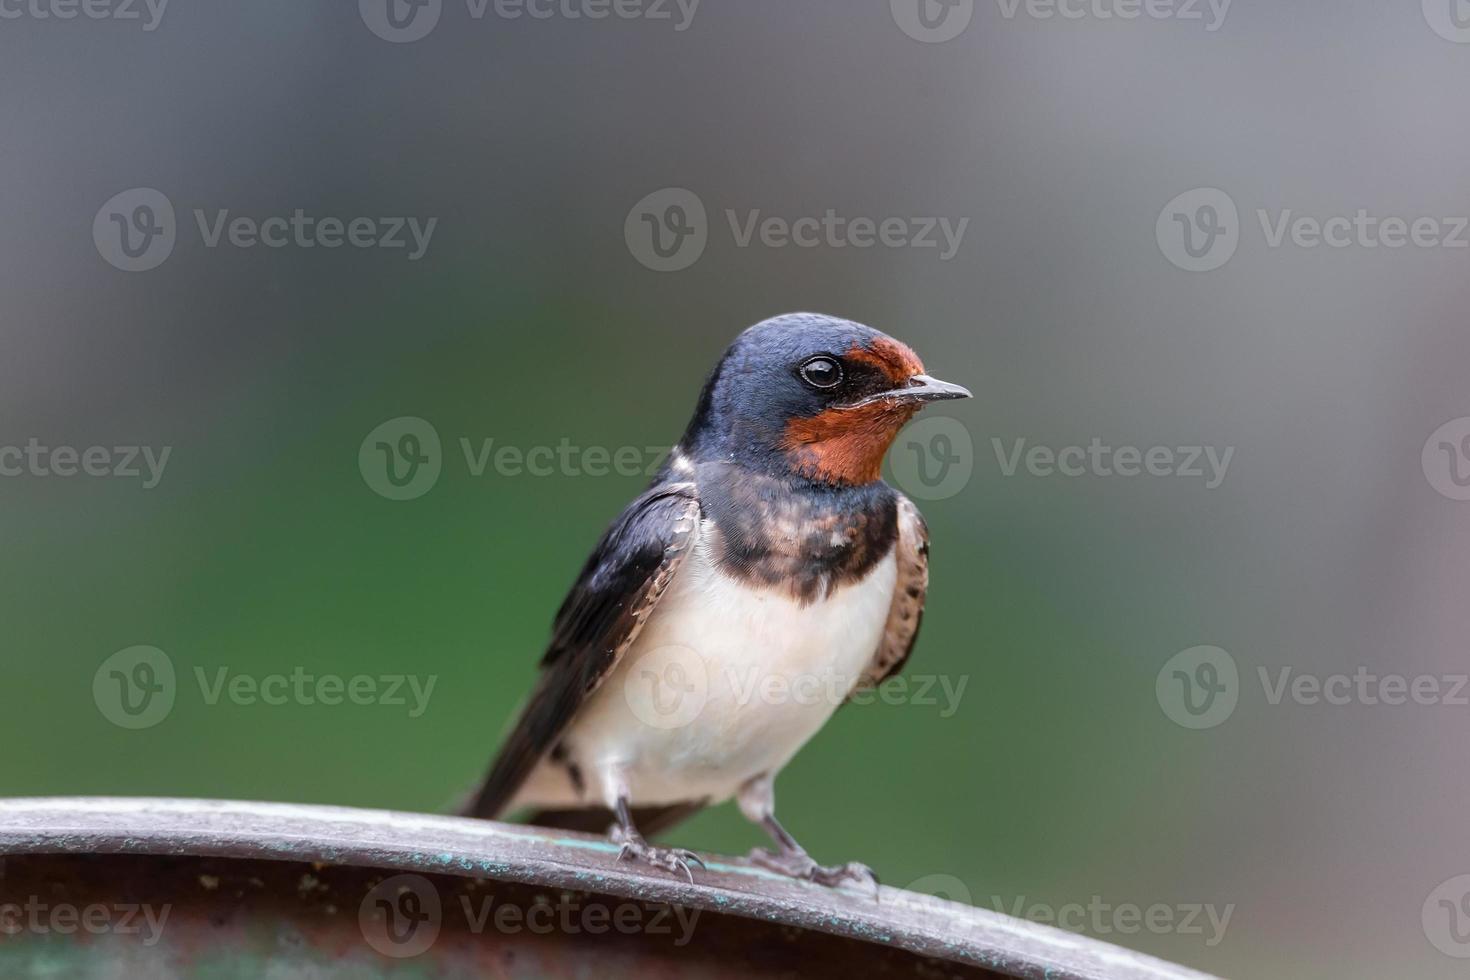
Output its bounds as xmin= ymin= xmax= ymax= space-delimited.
xmin=846 ymin=373 xmax=973 ymax=409
xmin=898 ymin=373 xmax=973 ymax=403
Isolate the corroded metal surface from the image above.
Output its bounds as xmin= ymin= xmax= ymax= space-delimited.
xmin=0 ymin=853 xmax=990 ymax=978
xmin=0 ymin=798 xmax=1220 ymax=980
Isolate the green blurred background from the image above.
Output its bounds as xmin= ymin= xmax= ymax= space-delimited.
xmin=6 ymin=2 xmax=1470 ymax=977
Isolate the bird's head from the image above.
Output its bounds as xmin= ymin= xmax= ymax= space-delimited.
xmin=679 ymin=313 xmax=971 ymax=486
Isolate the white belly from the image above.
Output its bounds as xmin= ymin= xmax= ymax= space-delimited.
xmin=514 ymin=521 xmax=897 ymax=810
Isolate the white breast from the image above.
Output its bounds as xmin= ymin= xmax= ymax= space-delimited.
xmin=518 ymin=519 xmax=897 ymax=810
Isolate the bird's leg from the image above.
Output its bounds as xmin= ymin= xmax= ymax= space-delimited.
xmin=608 ymin=789 xmax=706 ymax=884
xmin=738 ymin=773 xmax=878 ymax=894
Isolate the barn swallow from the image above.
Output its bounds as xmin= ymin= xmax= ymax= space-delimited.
xmin=459 ymin=312 xmax=970 ymax=888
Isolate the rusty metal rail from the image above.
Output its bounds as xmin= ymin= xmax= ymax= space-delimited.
xmin=0 ymin=797 xmax=1220 ymax=979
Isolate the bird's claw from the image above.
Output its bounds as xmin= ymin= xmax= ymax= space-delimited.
xmin=617 ymin=838 xmax=706 ymax=883
xmin=748 ymin=847 xmax=880 ymax=897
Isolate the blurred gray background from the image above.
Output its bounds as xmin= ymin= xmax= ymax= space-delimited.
xmin=4 ymin=1 xmax=1470 ymax=976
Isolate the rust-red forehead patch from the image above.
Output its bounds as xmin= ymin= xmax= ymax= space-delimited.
xmin=845 ymin=337 xmax=925 ymax=383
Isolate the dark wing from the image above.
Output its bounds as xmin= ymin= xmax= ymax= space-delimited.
xmin=853 ymin=493 xmax=929 ymax=694
xmin=459 ymin=481 xmax=702 ymax=821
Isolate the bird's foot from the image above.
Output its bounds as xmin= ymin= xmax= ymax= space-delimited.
xmin=747 ymin=847 xmax=879 ymax=895
xmin=612 ymin=830 xmax=706 ymax=884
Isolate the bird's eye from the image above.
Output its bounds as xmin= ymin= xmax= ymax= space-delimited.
xmin=799 ymin=356 xmax=843 ymax=389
